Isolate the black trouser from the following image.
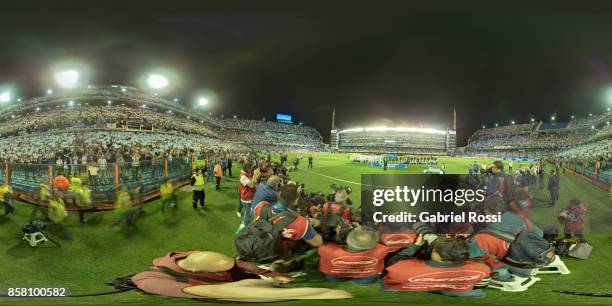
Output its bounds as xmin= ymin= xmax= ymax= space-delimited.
xmin=161 ymin=194 xmax=177 ymax=212
xmin=3 ymin=195 xmax=14 ymax=215
xmin=215 ymin=176 xmax=221 ymax=191
xmin=193 ymin=190 xmax=205 ymax=207
xmin=308 ymin=161 xmax=313 ymax=168
xmin=550 ymin=190 xmax=559 ymax=206
xmin=237 ymin=192 xmax=243 ymax=213
xmin=228 ymin=166 xmax=232 ymax=176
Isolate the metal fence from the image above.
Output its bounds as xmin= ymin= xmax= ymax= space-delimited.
xmin=2 ymin=157 xmax=193 ymax=208
xmin=565 ymin=162 xmax=612 ymax=186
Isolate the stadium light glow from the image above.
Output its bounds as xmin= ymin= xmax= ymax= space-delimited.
xmin=55 ymin=70 xmax=80 ymax=88
xmin=591 ymin=125 xmax=595 ymax=129
xmin=571 ymin=115 xmax=575 ymax=119
xmin=146 ymin=74 xmax=169 ymax=89
xmin=607 ymin=108 xmax=611 ymax=112
xmin=173 ymin=98 xmax=179 ymax=102
xmin=0 ymin=91 xmax=10 ymax=103
xmin=551 ymin=116 xmax=556 ymax=121
xmin=198 ymin=97 xmax=209 ymax=106
xmin=495 ymin=123 xmax=499 ymax=127
xmin=68 ymin=100 xmax=75 ymax=107
xmin=482 ymin=125 xmax=485 ymax=129
xmin=589 ymin=113 xmax=593 ymax=117
xmin=107 ymin=100 xmax=112 ymax=105
xmin=47 ymin=88 xmax=53 ymax=95
xmin=511 ymin=120 xmax=515 ymax=125
xmin=233 ymin=115 xmax=237 ymax=119
xmin=530 ymin=118 xmax=535 ymax=122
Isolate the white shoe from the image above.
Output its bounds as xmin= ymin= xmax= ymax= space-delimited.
xmin=236 ymin=211 xmax=242 ymax=218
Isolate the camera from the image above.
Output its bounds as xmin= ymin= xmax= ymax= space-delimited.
xmin=22 ymin=220 xmax=46 ymax=234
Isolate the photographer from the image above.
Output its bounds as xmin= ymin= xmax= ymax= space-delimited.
xmin=237 ymin=162 xmax=260 ymax=231
xmin=0 ymin=181 xmax=14 ymax=216
xmin=384 ymin=236 xmax=491 ymax=297
xmin=318 ymin=229 xmax=388 ymax=284
xmin=485 ymin=160 xmax=513 ymax=203
xmin=251 ymin=175 xmax=282 ymax=208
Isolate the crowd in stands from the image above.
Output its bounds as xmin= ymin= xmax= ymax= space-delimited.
xmin=567 ymin=111 xmax=612 ymax=129
xmin=0 ymin=130 xmax=243 ymax=166
xmin=469 ymin=123 xmax=535 ymax=138
xmin=557 ymin=138 xmax=611 ymax=179
xmin=468 ymin=130 xmax=591 ymax=151
xmin=337 ymin=131 xmax=448 ymax=154
xmin=220 ymin=129 xmax=321 ymax=150
xmin=0 ymin=105 xmax=220 ymax=138
xmin=218 ymin=118 xmax=321 ymax=137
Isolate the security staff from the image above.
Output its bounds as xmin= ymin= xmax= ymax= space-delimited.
xmin=548 ymin=169 xmax=560 ymax=207
xmin=192 ymin=168 xmax=206 ymax=209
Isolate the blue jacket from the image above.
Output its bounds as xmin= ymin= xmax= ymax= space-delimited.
xmin=251 ymin=182 xmax=278 ymax=207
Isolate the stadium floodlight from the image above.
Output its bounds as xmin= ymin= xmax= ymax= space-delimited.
xmin=530 ymin=118 xmax=535 ymax=122
xmin=482 ymin=125 xmax=485 ymax=129
xmin=173 ymin=98 xmax=179 ymax=102
xmin=11 ymin=115 xmax=15 ymax=118
xmin=197 ymin=97 xmax=209 ymax=106
xmin=511 ymin=120 xmax=515 ymax=125
xmin=607 ymin=108 xmax=611 ymax=112
xmin=591 ymin=125 xmax=595 ymax=129
xmin=17 ymin=98 xmax=21 ymax=102
xmin=35 ymin=107 xmax=40 ymax=112
xmin=589 ymin=113 xmax=593 ymax=117
xmin=0 ymin=91 xmax=10 ymax=103
xmin=571 ymin=115 xmax=575 ymax=119
xmin=55 ymin=70 xmax=80 ymax=88
xmin=233 ymin=115 xmax=237 ymax=119
xmin=46 ymin=89 xmax=53 ymax=95
xmin=68 ymin=100 xmax=75 ymax=107
xmin=146 ymin=74 xmax=169 ymax=89
xmin=551 ymin=116 xmax=556 ymax=121
xmin=494 ymin=123 xmax=499 ymax=127
xmin=107 ymin=100 xmax=112 ymax=105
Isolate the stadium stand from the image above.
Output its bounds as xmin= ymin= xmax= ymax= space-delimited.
xmin=466 ymin=111 xmax=611 ymax=158
xmin=0 ymin=86 xmax=324 ymax=207
xmin=334 ymin=127 xmax=454 ymax=155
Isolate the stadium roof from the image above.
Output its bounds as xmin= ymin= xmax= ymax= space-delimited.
xmin=338 ymin=126 xmax=447 ymax=135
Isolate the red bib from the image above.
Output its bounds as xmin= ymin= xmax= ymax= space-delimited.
xmin=380 ymin=231 xmax=417 ymax=252
xmin=384 ymin=260 xmax=490 ymax=292
xmin=318 ymin=243 xmax=388 ymax=278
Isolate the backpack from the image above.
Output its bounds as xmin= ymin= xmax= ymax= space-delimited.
xmin=235 ymin=203 xmax=298 ymax=263
xmin=481 ymin=217 xmax=555 ymax=268
xmin=319 ymin=204 xmax=350 ymax=243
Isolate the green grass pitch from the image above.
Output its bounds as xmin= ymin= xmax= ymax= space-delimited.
xmin=1 ymin=153 xmax=610 ymax=306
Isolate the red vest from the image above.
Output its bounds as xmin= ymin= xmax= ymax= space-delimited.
xmin=318 ymin=243 xmax=388 ymax=278
xmin=384 ymin=260 xmax=490 ymax=292
xmin=380 ymin=231 xmax=417 ymax=252
xmin=239 ymin=172 xmax=256 ymax=202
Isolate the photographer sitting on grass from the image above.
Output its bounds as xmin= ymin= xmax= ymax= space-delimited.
xmin=385 ymin=235 xmax=491 ymax=297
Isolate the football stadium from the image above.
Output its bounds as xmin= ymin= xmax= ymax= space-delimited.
xmin=1 ymin=2 xmax=612 ymax=306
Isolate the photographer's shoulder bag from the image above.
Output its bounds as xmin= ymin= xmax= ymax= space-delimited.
xmin=235 ymin=202 xmax=298 ymax=264
xmin=481 ymin=217 xmax=555 ymax=268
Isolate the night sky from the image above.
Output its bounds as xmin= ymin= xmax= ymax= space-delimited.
xmin=2 ymin=1 xmax=612 ymax=145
